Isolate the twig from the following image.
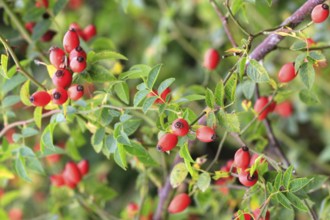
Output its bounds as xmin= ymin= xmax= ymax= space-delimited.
xmin=206 ymin=131 xmax=228 ymax=171
xmin=210 ymin=0 xmax=238 ymax=47
xmin=224 ymin=0 xmax=251 ymax=36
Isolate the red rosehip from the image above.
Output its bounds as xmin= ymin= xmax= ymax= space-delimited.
xmin=275 ymin=101 xmax=293 ymax=118
xmin=63 ymin=28 xmax=80 ymax=53
xmin=127 ymin=202 xmax=139 ymax=218
xmin=253 ymin=209 xmax=270 ymax=220
xmin=234 ymin=146 xmax=251 ymax=169
xmin=171 ymin=118 xmax=190 ymax=136
xmin=35 ymin=0 xmax=49 ymax=8
xmin=77 ymin=159 xmax=89 ymax=176
xmin=254 ymin=96 xmax=275 ymax=120
xmin=306 ymin=38 xmax=316 ymax=48
xmin=196 ymin=126 xmax=216 ymax=143
xmin=25 ymin=22 xmax=35 ymax=33
xmin=63 ymin=162 xmax=82 ymax=184
xmin=83 ymin=24 xmax=97 ymax=41
xmin=70 ymin=56 xmax=87 ymax=73
xmin=68 ymin=84 xmax=84 ymax=101
xmin=5 ymin=128 xmax=16 ymax=144
xmin=311 ymin=4 xmax=329 ymax=23
xmin=41 ymin=30 xmax=56 ymax=42
xmin=49 ymin=47 xmax=66 ymax=69
xmin=51 ymin=87 xmax=68 ymax=105
xmin=203 ymin=48 xmax=220 ymax=70
xmin=168 ymin=193 xmax=191 ymax=214
xmin=233 ymin=213 xmax=253 ymax=220
xmin=63 ymin=178 xmax=77 ymax=189
xmin=46 ymin=154 xmax=61 ymax=163
xmin=147 ymin=88 xmax=171 ymax=104
xmin=52 ymin=69 xmax=72 ymax=88
xmin=238 ymin=170 xmax=258 ymax=187
xmin=50 ymin=174 xmax=65 ymax=187
xmin=69 ymin=46 xmax=87 ymax=61
xmin=8 ymin=208 xmax=23 ymax=220
xmin=278 ymin=62 xmax=296 ymax=83
xmin=68 ymin=0 xmax=83 ymax=10
xmin=157 ymin=133 xmax=178 ymax=152
xmin=30 ymin=91 xmax=51 ymax=107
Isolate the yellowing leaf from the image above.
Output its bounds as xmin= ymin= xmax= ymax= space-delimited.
xmin=46 ymin=65 xmax=57 ymax=78
xmin=0 ymin=166 xmax=15 ymax=179
xmin=225 ymin=48 xmax=243 ymax=54
xmin=112 ymin=62 xmax=124 ymax=75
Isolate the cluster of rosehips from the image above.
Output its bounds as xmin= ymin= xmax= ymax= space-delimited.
xmin=30 ymin=28 xmax=89 ymax=107
xmin=69 ymin=23 xmax=97 ymax=42
xmin=50 ymin=160 xmax=89 ymax=189
xmin=157 ymin=118 xmax=217 ymax=152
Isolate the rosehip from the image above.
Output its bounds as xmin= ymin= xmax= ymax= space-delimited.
xmin=70 ymin=56 xmax=87 ymax=73
xmin=68 ymin=0 xmax=83 ymax=10
xmin=157 ymin=133 xmax=178 ymax=152
xmin=63 ymin=162 xmax=82 ymax=184
xmin=50 ymin=174 xmax=65 ymax=187
xmin=233 ymin=213 xmax=253 ymax=220
xmin=253 ymin=209 xmax=270 ymax=220
xmin=49 ymin=47 xmax=66 ymax=69
xmin=234 ymin=146 xmax=251 ymax=169
xmin=83 ymin=24 xmax=97 ymax=41
xmin=127 ymin=202 xmax=139 ymax=218
xmin=306 ymin=38 xmax=316 ymax=48
xmin=254 ymin=96 xmax=275 ymax=120
xmin=275 ymin=101 xmax=293 ymax=118
xmin=35 ymin=0 xmax=48 ymax=8
xmin=278 ymin=62 xmax=296 ymax=83
xmin=8 ymin=208 xmax=23 ymax=220
xmin=41 ymin=30 xmax=56 ymax=42
xmin=238 ymin=170 xmax=258 ymax=187
xmin=168 ymin=193 xmax=191 ymax=214
xmin=196 ymin=126 xmax=216 ymax=143
xmin=5 ymin=128 xmax=16 ymax=144
xmin=68 ymin=84 xmax=84 ymax=101
xmin=203 ymin=48 xmax=220 ymax=70
xmin=30 ymin=91 xmax=51 ymax=107
xmin=51 ymin=87 xmax=68 ymax=105
xmin=171 ymin=118 xmax=190 ymax=136
xmin=63 ymin=28 xmax=80 ymax=53
xmin=311 ymin=4 xmax=329 ymax=23
xmin=52 ymin=69 xmax=72 ymax=88
xmin=147 ymin=88 xmax=171 ymax=104
xmin=77 ymin=159 xmax=89 ymax=176
xmin=69 ymin=46 xmax=87 ymax=61
xmin=25 ymin=22 xmax=35 ymax=33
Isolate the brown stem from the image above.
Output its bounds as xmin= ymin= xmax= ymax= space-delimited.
xmin=210 ymin=0 xmax=238 ymax=47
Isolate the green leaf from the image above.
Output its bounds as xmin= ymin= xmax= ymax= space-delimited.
xmin=179 ymin=143 xmax=194 ymax=163
xmin=170 ymin=162 xmax=188 ymax=188
xmin=91 ymin=37 xmax=116 ymax=51
xmin=224 ymin=73 xmax=237 ymax=103
xmin=285 ymin=192 xmax=308 ymax=212
xmin=308 ymin=51 xmax=326 ymax=62
xmin=241 ymin=80 xmax=255 ymax=99
xmin=124 ymin=142 xmax=157 ymax=166
xmin=134 ymin=89 xmax=149 ymax=107
xmin=276 ymin=192 xmax=292 ymax=210
xmin=238 ymin=57 xmax=247 ymax=80
xmin=205 ymin=88 xmax=215 ymax=108
xmin=119 ymin=64 xmax=151 ymax=80
xmin=295 ymin=53 xmax=307 ymax=71
xmin=31 ymin=19 xmax=51 ymax=41
xmin=147 ymin=64 xmax=162 ymax=89
xmin=20 ymin=80 xmax=31 ymax=106
xmin=299 ymin=62 xmax=315 ymax=89
xmin=214 ymin=80 xmax=224 ymax=107
xmin=91 ymin=127 xmax=105 ymax=153
xmin=14 ymin=156 xmax=31 ymax=182
xmin=158 ymin=78 xmax=175 ymax=95
xmin=100 ymin=109 xmax=113 ymax=126
xmin=206 ymin=112 xmax=217 ymax=128
xmin=53 ymin=0 xmax=68 ymax=15
xmin=105 ymin=135 xmax=117 ymax=154
xmin=231 ymin=0 xmax=244 ymax=15
xmin=114 ymin=144 xmax=127 ymax=170
xmin=142 ymin=96 xmax=157 ymax=113
xmin=290 ymin=41 xmax=307 ymax=50
xmin=40 ymin=122 xmax=57 ymax=151
xmin=174 ymin=94 xmax=205 ymax=104
xmin=246 ymin=59 xmax=270 ymax=83
xmin=217 ymin=111 xmax=240 ymax=132
xmin=0 ymin=54 xmax=9 ymax=78
xmin=304 ymin=175 xmax=328 ymax=192
xmin=22 ymin=127 xmax=39 ymax=138
xmin=299 ymin=89 xmax=319 ymax=104
xmin=283 ymin=166 xmax=294 ymax=189
xmin=2 ymin=95 xmax=20 ymax=108
xmin=114 ymin=82 xmax=130 ymax=104
xmin=34 ymin=107 xmax=42 ymax=129
xmin=23 ymin=7 xmax=44 ymax=22
xmin=274 ymin=172 xmax=282 ymax=190
xmin=123 ymin=119 xmax=141 ymax=135
xmin=289 ymin=178 xmax=312 ymax=192
xmin=3 ymin=74 xmax=26 ymax=95
xmin=88 ymin=51 xmax=127 ymax=64
xmin=86 ymin=64 xmax=116 ymax=82
xmin=197 ymin=173 xmax=211 ymax=192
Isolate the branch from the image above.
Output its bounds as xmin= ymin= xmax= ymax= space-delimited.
xmin=210 ymin=0 xmax=238 ymax=47
xmin=250 ymin=0 xmax=326 ymax=61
